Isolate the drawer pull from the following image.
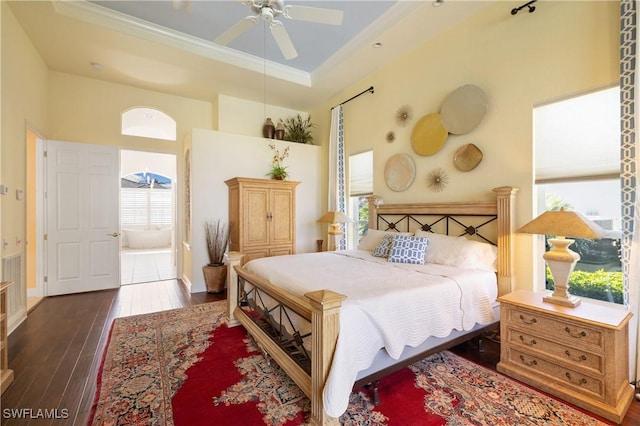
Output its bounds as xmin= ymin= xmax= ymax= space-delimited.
xmin=519 ymin=314 xmax=537 ymax=325
xmin=564 ymin=350 xmax=587 ymax=363
xmin=519 ymin=335 xmax=537 ymax=346
xmin=564 ymin=327 xmax=587 ymax=338
xmin=565 ymin=372 xmax=587 ymax=386
xmin=519 ymin=355 xmax=538 ymax=367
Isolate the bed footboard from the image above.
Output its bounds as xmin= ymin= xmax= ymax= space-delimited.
xmin=225 ymin=251 xmax=345 ymax=425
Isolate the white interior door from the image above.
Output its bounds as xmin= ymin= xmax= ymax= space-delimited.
xmin=46 ymin=140 xmax=120 ymax=296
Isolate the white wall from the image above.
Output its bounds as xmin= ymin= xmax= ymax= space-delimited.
xmin=185 ymin=129 xmax=321 ymax=293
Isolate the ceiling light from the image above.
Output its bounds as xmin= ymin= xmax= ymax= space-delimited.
xmin=433 ymin=0 xmax=444 ymax=7
xmin=373 ymin=42 xmax=383 ymax=48
xmin=90 ymin=62 xmax=104 ymax=71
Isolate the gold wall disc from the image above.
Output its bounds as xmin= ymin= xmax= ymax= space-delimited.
xmin=411 ymin=113 xmax=448 ymax=156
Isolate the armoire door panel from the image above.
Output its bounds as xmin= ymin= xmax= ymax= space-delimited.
xmin=270 ymin=189 xmax=294 ymax=245
xmin=244 ymin=188 xmax=269 ymax=246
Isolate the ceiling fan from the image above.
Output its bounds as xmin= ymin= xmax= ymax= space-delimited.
xmin=215 ymin=0 xmax=344 ymax=60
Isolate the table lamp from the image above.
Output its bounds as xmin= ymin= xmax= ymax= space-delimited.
xmin=317 ymin=211 xmax=353 ymax=251
xmin=517 ymin=208 xmax=607 ymax=307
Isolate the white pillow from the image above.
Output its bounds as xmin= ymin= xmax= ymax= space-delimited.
xmin=414 ymin=230 xmax=497 ymax=271
xmin=357 ymin=229 xmax=413 ymax=251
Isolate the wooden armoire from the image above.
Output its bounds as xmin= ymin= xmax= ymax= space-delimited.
xmin=225 ymin=177 xmax=299 ymax=263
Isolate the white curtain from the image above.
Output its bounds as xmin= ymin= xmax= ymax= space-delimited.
xmin=620 ymin=0 xmax=640 ymax=386
xmin=329 ymin=105 xmax=348 ymax=250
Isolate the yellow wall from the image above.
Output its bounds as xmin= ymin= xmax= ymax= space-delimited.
xmin=2 ymin=0 xmax=620 ymax=297
xmin=1 ymin=2 xmax=49 ymax=261
xmin=217 ymin=94 xmax=308 ymax=139
xmin=310 ymin=1 xmax=619 ymax=292
xmin=47 ymin=71 xmax=213 ymax=151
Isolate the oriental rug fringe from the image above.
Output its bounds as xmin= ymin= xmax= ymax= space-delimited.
xmin=89 ymin=301 xmax=607 ymax=425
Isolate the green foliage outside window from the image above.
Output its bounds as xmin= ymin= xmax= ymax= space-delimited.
xmin=546 ymin=267 xmax=623 ymax=304
xmin=358 ymin=198 xmax=369 ymax=239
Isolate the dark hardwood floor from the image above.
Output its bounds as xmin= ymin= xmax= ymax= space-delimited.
xmin=1 ymin=280 xmax=222 ymax=426
xmin=2 ymin=280 xmax=638 ymax=425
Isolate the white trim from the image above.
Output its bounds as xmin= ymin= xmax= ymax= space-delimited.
xmin=52 ymin=0 xmax=311 ymax=87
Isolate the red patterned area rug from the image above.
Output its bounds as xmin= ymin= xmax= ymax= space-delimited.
xmin=89 ymin=301 xmax=608 ymax=425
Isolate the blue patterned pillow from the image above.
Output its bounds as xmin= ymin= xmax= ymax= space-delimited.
xmin=372 ymin=233 xmax=395 ymax=258
xmin=388 ymin=235 xmax=429 ymax=264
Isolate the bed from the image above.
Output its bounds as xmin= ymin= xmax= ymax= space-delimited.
xmin=225 ymin=186 xmax=518 ymax=425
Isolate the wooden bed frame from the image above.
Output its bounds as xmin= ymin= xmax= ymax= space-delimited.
xmin=225 ymin=186 xmax=518 ymax=425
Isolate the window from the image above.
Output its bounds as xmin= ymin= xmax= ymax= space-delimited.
xmin=121 ymin=172 xmax=174 ymax=228
xmin=534 ymin=86 xmax=622 ymax=304
xmin=348 ymin=151 xmax=373 ymax=248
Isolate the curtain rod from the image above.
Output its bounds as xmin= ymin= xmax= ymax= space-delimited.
xmin=333 ymin=86 xmax=374 ymax=108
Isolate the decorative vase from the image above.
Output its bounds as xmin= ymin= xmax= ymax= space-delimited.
xmin=263 ymin=118 xmax=275 ymax=139
xmin=202 ymin=264 xmax=227 ymax=293
xmin=275 ymin=122 xmax=285 ymax=140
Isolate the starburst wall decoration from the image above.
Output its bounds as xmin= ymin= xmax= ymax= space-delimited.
xmin=427 ymin=168 xmax=449 ymax=192
xmin=386 ymin=131 xmax=395 ymax=143
xmin=395 ymin=105 xmax=413 ymax=127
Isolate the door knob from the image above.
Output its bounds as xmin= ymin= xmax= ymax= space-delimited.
xmin=108 ymin=232 xmax=121 ymax=237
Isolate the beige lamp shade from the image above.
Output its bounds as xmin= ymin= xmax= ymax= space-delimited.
xmin=317 ymin=211 xmax=353 ymax=224
xmin=517 ymin=208 xmax=606 ymax=239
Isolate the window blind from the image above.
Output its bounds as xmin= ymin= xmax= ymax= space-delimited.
xmin=349 ymin=150 xmax=373 ymax=196
xmin=534 ymin=87 xmax=620 ymax=183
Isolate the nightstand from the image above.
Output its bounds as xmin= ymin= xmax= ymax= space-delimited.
xmin=497 ymin=290 xmax=634 ymax=424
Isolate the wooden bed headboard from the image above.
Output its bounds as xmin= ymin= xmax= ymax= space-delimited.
xmin=366 ymin=186 xmax=518 ymax=297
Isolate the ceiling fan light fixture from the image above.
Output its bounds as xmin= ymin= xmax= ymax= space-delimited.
xmin=373 ymin=42 xmax=383 ymax=48
xmin=260 ymin=7 xmax=274 ymax=22
xmin=215 ymin=0 xmax=344 ymax=60
xmin=90 ymin=61 xmax=104 ymax=71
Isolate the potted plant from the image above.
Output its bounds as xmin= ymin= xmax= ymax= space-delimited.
xmin=283 ymin=114 xmax=315 ymax=144
xmin=267 ymin=142 xmax=290 ymax=180
xmin=202 ymin=219 xmax=229 ymax=293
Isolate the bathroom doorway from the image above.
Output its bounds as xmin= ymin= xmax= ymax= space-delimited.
xmin=120 ymin=150 xmax=177 ymax=285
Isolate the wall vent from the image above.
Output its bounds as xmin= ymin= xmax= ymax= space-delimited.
xmin=2 ymin=254 xmax=25 ymax=333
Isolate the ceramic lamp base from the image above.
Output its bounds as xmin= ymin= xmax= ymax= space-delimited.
xmin=543 ymin=238 xmax=581 ymax=308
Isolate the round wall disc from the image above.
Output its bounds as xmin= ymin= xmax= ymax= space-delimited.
xmin=453 ymin=143 xmax=483 ymax=172
xmin=384 ymin=153 xmax=416 ymax=192
xmin=440 ymin=85 xmax=488 ymax=135
xmin=411 ymin=113 xmax=448 ymax=156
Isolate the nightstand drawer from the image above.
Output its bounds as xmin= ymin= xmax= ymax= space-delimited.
xmin=506 ymin=308 xmax=603 ymax=350
xmin=505 ymin=328 xmax=604 ymax=375
xmin=506 ymin=347 xmax=604 ymax=399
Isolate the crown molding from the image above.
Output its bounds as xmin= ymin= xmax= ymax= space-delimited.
xmin=52 ymin=0 xmax=312 ymax=87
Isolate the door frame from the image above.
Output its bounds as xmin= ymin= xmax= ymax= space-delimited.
xmin=119 ymin=150 xmax=179 ymax=285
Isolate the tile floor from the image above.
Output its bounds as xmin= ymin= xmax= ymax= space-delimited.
xmin=120 ymin=248 xmax=177 ymax=285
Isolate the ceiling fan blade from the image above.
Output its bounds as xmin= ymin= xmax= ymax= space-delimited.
xmin=270 ymin=21 xmax=297 ymax=60
xmin=284 ymin=5 xmax=343 ymax=25
xmin=214 ymin=16 xmax=257 ymax=45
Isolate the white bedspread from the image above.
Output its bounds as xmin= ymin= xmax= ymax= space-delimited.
xmin=243 ymin=250 xmax=497 ymax=417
